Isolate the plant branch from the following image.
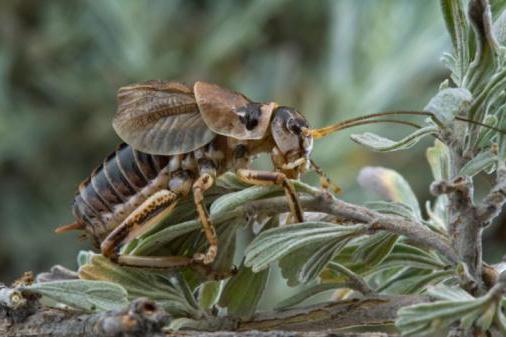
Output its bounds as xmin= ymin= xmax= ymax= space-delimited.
xmin=167 ymin=332 xmax=394 ymax=337
xmin=0 ymin=296 xmax=168 ymax=337
xmin=237 ymin=295 xmax=424 ymax=331
xmin=0 ymin=281 xmax=425 ymax=337
xmin=430 ymin=174 xmax=487 ymax=291
xmin=245 ymin=193 xmax=458 ymax=264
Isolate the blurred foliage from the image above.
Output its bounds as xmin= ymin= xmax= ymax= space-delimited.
xmin=3 ymin=0 xmax=496 ymax=283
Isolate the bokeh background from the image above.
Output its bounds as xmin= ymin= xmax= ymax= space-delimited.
xmin=0 ymin=0 xmax=504 ymax=283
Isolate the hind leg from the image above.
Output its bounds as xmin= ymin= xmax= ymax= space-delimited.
xmin=100 ymin=190 xmax=194 ymax=268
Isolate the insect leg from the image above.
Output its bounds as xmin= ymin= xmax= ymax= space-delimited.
xmin=236 ymin=169 xmax=304 ymax=223
xmin=100 ymin=189 xmax=194 ymax=268
xmin=192 ymin=160 xmax=218 ymax=265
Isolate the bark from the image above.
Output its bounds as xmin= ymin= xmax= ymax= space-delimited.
xmin=167 ymin=332 xmax=394 ymax=337
xmin=0 ymin=287 xmax=423 ymax=337
xmin=237 ymin=295 xmax=422 ymax=331
xmin=0 ymin=297 xmax=169 ymax=337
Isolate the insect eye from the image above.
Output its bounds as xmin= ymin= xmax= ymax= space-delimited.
xmin=286 ymin=118 xmax=302 ymax=134
xmin=286 ymin=118 xmax=296 ymax=133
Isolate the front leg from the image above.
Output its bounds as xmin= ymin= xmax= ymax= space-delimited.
xmin=236 ymin=169 xmax=304 ymax=223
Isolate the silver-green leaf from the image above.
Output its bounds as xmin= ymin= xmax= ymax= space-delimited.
xmin=458 ymin=150 xmax=497 ymax=177
xmin=425 ymin=87 xmax=472 ymax=125
xmin=358 ymin=166 xmax=421 ymax=219
xmin=245 ymin=222 xmax=367 ymax=273
xmin=26 ymin=279 xmax=128 ymax=312
xmin=350 ymin=126 xmax=437 ymax=153
xmin=218 ymin=265 xmax=269 ymax=319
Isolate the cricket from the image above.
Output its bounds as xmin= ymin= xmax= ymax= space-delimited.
xmin=55 ymin=80 xmax=505 ymax=271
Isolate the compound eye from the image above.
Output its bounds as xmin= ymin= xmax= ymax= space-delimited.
xmin=286 ymin=118 xmax=304 ymax=135
xmin=285 ymin=118 xmax=296 ymax=133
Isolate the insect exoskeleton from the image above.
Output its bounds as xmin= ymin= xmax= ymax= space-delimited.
xmin=55 ymin=80 xmax=506 ymax=270
xmin=56 ymin=80 xmax=316 ymax=269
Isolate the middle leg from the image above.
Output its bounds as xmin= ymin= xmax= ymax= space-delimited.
xmin=192 ymin=159 xmax=218 ymax=265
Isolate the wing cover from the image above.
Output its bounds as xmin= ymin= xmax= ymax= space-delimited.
xmin=194 ymin=81 xmax=276 ymax=140
xmin=113 ymin=80 xmax=216 ymax=155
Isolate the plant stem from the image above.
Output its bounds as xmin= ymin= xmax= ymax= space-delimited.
xmin=244 ymin=194 xmax=458 ymax=264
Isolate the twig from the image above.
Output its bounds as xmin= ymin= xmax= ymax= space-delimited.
xmin=0 ymin=297 xmax=168 ymax=337
xmin=167 ymin=332 xmax=395 ymax=337
xmin=238 ymin=295 xmax=423 ymax=331
xmin=245 ymin=193 xmax=458 ymax=264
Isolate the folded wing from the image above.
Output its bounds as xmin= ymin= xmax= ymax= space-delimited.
xmin=113 ymin=80 xmax=216 ymax=155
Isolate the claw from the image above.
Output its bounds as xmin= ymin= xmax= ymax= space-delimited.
xmin=193 ymin=245 xmax=217 ymax=265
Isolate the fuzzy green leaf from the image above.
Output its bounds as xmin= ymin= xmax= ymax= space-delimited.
xmin=468 ymin=0 xmax=501 ymax=68
xmin=350 ymin=126 xmax=436 ymax=153
xmin=130 ymin=219 xmax=202 ymax=256
xmin=27 ymin=279 xmax=128 ymax=312
xmin=218 ymin=265 xmax=269 ymax=319
xmin=79 ymin=254 xmax=202 ymax=317
xmin=77 ymin=250 xmax=94 ymax=267
xmin=458 ymin=150 xmax=497 ymax=176
xmin=396 ymin=283 xmax=502 ymax=336
xmin=198 ymin=281 xmax=222 ymax=309
xmin=494 ymin=9 xmax=506 ymax=46
xmin=440 ymin=0 xmax=469 ymax=83
xmin=352 ymin=232 xmax=398 ymax=267
xmin=476 ymin=114 xmax=499 ymax=148
xmin=377 ymin=251 xmax=447 ymax=272
xmin=379 ymin=270 xmax=453 ymax=294
xmin=358 ymin=166 xmax=421 ymax=219
xmin=426 ymin=139 xmax=451 ymax=181
xmin=328 ymin=243 xmax=443 ymax=281
xmin=245 ymin=222 xmax=367 ymax=273
xmin=397 ymin=300 xmax=483 ymax=337
xmin=494 ymin=303 xmax=506 ymax=335
xmin=427 ymin=285 xmax=475 ymax=301
xmin=475 ymin=301 xmax=496 ymax=331
xmin=210 ymin=185 xmax=280 ymax=214
xmin=425 ymin=87 xmax=473 ymax=125
xmin=279 ymin=238 xmax=351 ymax=286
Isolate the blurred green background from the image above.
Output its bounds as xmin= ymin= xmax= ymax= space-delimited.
xmin=0 ymin=0 xmax=504 ymax=283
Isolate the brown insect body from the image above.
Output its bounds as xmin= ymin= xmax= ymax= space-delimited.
xmin=64 ymin=80 xmax=311 ymax=268
xmin=73 ymin=135 xmax=272 ymax=246
xmin=59 ymin=80 xmax=506 ymax=271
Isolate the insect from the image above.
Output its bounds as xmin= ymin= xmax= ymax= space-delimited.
xmin=56 ymin=80 xmax=505 ymax=270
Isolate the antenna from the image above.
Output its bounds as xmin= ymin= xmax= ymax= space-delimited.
xmin=303 ymin=111 xmax=506 ymax=139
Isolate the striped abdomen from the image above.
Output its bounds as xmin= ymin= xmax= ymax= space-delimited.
xmin=72 ymin=143 xmax=172 ymax=245
xmin=72 ymin=140 xmax=227 ymax=246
